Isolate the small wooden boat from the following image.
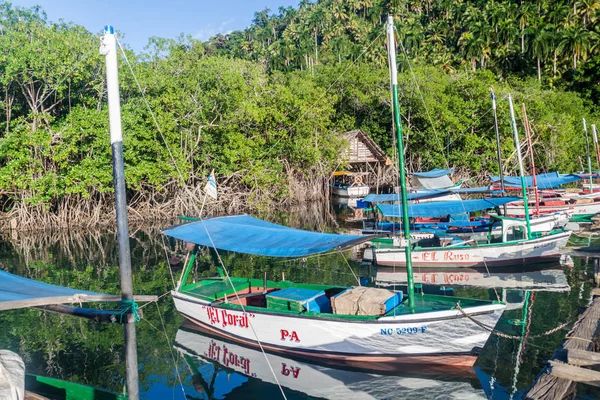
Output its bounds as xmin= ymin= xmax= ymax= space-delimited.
xmin=372 ymin=216 xmax=571 ymax=268
xmin=164 ymin=215 xmax=506 ymax=368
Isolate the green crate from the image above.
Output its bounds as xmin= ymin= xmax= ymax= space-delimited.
xmin=266 ymin=296 xmax=305 ymax=312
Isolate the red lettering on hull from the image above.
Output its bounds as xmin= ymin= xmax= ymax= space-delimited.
xmin=280 ymin=329 xmax=301 ymax=342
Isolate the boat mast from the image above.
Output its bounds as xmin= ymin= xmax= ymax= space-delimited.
xmin=508 ymin=94 xmax=531 ymax=239
xmin=100 ymin=25 xmax=140 ymax=400
xmin=521 ymin=104 xmax=540 ymax=215
xmin=583 ymin=118 xmax=594 ymax=192
xmin=387 ymin=15 xmax=414 ymax=308
xmin=593 ymin=124 xmax=600 ymax=169
xmin=490 ymin=87 xmax=506 ymax=215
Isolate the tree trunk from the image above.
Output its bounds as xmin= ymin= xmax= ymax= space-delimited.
xmin=314 ymin=31 xmax=318 ymax=64
xmin=537 ymin=57 xmax=541 ymax=81
xmin=553 ymin=49 xmax=557 ymax=77
xmin=4 ymin=88 xmax=13 ymax=134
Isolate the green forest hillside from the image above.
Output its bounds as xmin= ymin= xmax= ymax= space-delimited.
xmin=0 ymin=0 xmax=598 ymax=228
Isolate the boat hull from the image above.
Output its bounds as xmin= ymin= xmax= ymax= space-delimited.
xmin=373 ymin=231 xmax=571 ymax=268
xmin=505 ymin=202 xmax=600 ymax=218
xmin=331 ymin=185 xmax=370 ymax=198
xmin=172 ymin=291 xmax=505 ymax=367
xmin=175 ymin=326 xmax=482 ymax=398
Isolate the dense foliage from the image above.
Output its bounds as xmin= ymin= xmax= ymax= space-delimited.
xmin=209 ymin=0 xmax=600 ymax=93
xmin=0 ymin=1 xmax=599 ymax=223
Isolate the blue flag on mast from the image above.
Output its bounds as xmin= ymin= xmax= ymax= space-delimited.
xmin=205 ymin=170 xmax=217 ymax=199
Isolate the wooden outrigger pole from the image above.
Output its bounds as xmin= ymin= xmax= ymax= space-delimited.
xmin=101 ymin=25 xmax=140 ymax=400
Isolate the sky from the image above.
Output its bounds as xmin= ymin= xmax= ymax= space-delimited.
xmin=10 ymin=0 xmax=299 ymax=53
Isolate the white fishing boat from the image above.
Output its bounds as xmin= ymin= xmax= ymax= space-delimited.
xmin=504 ymin=199 xmax=600 ymax=220
xmin=490 ymin=171 xmax=600 ymax=220
xmin=165 ymin=17 xmax=506 ymax=369
xmin=330 ymin=171 xmax=370 ymax=198
xmin=373 ymin=213 xmax=571 ymax=268
xmin=165 ymin=215 xmax=505 ymax=368
xmin=175 ymin=326 xmax=485 ymax=399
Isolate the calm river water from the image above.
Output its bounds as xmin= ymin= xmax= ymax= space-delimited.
xmin=1 ymin=204 xmax=599 ymax=399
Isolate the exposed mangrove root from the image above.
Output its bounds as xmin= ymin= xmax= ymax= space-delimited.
xmin=0 ymin=169 xmax=350 ymax=232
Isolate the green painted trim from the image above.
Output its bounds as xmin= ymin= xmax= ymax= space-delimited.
xmin=178 ymin=245 xmax=198 ymax=292
xmin=392 ymin=82 xmax=415 ymax=308
xmin=570 ymin=214 xmax=594 ymax=223
xmin=519 ymin=175 xmax=532 ymax=238
xmin=177 ymin=215 xmax=200 ymax=221
xmin=26 ymin=375 xmax=126 ymax=400
xmin=181 ymin=277 xmax=497 ymax=321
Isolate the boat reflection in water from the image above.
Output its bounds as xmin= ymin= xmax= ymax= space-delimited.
xmin=175 ymin=323 xmax=486 ymax=399
xmin=376 ymin=264 xmax=570 ymax=292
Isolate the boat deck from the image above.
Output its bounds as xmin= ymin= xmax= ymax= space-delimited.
xmin=180 ymin=277 xmax=495 ymax=318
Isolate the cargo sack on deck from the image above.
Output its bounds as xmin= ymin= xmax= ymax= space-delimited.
xmin=0 ymin=350 xmax=24 ymax=400
xmin=331 ymin=286 xmax=401 ymax=316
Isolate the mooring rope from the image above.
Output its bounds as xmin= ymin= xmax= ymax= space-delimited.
xmin=395 ymin=34 xmax=448 ymax=170
xmin=338 ymin=250 xmax=361 ymax=286
xmin=160 ymin=234 xmax=177 ymax=289
xmin=140 ymin=302 xmax=188 ymax=399
xmin=115 ymin=37 xmax=203 ymax=206
xmin=117 ymin=299 xmax=141 ymax=323
xmin=455 ymin=302 xmax=570 ymax=340
xmin=198 ymin=219 xmax=288 ymax=400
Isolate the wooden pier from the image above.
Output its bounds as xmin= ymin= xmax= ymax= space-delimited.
xmin=525 ymin=291 xmax=600 ymax=399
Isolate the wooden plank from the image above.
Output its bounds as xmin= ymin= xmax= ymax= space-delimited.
xmin=567 ymin=349 xmax=600 ymax=367
xmin=24 ymin=391 xmax=49 ymax=400
xmin=37 ymin=304 xmax=145 ymax=323
xmin=0 ymin=294 xmax=157 ymax=311
xmin=549 ymin=360 xmax=600 ymax=387
xmin=525 ymin=296 xmax=600 ymax=399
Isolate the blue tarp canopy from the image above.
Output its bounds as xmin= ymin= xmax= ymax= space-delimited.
xmin=363 ymin=191 xmax=449 ymax=203
xmin=410 ymin=168 xmax=453 ymax=178
xmin=162 ymin=215 xmax=374 ymax=257
xmin=490 ymin=172 xmax=582 ymax=189
xmin=364 ymin=187 xmax=501 ymax=204
xmin=0 ymin=271 xmax=120 ymax=311
xmin=377 ymin=197 xmax=521 ymax=218
xmin=450 ymin=186 xmax=502 ymax=194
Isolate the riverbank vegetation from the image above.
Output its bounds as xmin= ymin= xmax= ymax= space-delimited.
xmin=0 ymin=1 xmax=599 ymax=230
